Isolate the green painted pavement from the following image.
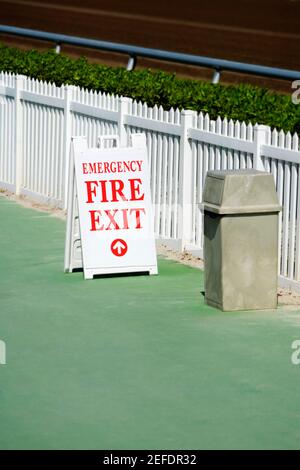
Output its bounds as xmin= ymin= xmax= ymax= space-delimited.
xmin=0 ymin=196 xmax=300 ymax=450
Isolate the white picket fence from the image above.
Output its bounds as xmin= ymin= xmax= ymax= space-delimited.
xmin=1 ymin=72 xmax=300 ymax=292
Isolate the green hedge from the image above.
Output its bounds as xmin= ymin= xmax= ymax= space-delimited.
xmin=1 ymin=44 xmax=299 ymax=133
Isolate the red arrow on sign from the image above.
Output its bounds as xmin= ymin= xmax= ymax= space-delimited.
xmin=111 ymin=239 xmax=128 ymax=257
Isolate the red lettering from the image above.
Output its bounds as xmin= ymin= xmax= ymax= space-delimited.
xmin=123 ymin=161 xmax=131 ymax=172
xmin=89 ymin=210 xmax=104 ymax=231
xmin=104 ymin=209 xmax=120 ymax=230
xmin=89 ymin=208 xmax=146 ymax=230
xmin=130 ymin=208 xmax=146 ymax=229
xmin=99 ymin=180 xmax=109 ymax=203
xmin=85 ymin=180 xmax=98 ymax=203
xmin=88 ymin=163 xmax=97 ymax=173
xmin=121 ymin=208 xmax=129 ymax=229
xmin=82 ymin=163 xmax=88 ymax=174
xmin=86 ymin=178 xmax=145 ymax=204
xmin=110 ymin=162 xmax=117 ymax=173
xmin=128 ymin=178 xmax=144 ymax=201
xmin=111 ymin=180 xmax=127 ymax=202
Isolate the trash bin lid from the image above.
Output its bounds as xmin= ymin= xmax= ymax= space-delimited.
xmin=203 ymin=170 xmax=281 ymax=215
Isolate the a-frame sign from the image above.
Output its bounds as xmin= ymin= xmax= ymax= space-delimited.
xmin=64 ymin=134 xmax=158 ymax=279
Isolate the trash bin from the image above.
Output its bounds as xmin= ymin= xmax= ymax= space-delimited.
xmin=203 ymin=170 xmax=281 ymax=311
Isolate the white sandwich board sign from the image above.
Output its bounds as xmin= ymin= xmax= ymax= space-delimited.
xmin=64 ymin=134 xmax=158 ymax=279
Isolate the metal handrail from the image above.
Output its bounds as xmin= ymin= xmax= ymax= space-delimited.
xmin=0 ymin=24 xmax=299 ymax=83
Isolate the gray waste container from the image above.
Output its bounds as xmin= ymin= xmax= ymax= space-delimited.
xmin=203 ymin=170 xmax=281 ymax=311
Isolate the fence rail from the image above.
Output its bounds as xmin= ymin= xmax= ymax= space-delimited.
xmin=1 ymin=24 xmax=300 ymax=84
xmin=1 ymin=72 xmax=300 ymax=292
